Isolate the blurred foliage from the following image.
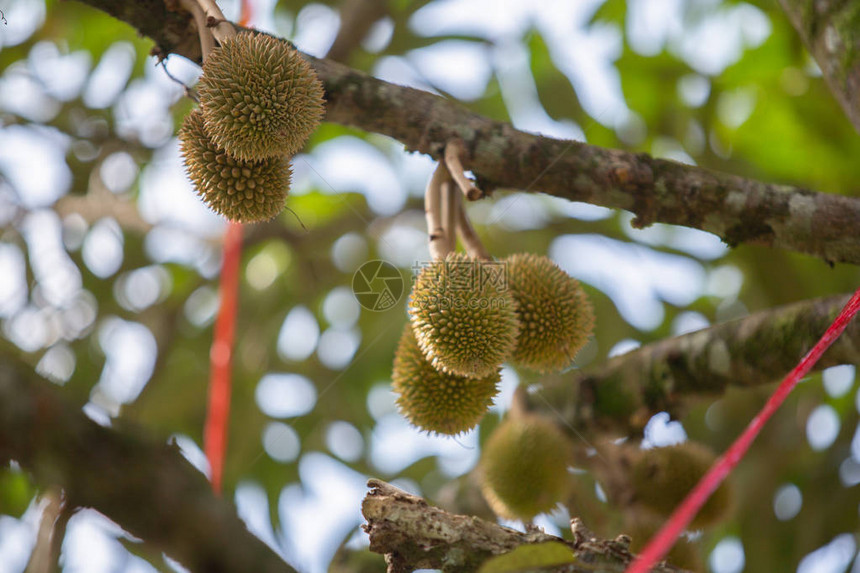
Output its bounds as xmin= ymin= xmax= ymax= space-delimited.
xmin=0 ymin=0 xmax=859 ymax=572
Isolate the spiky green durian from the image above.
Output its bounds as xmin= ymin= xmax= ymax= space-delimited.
xmin=504 ymin=253 xmax=594 ymax=373
xmin=179 ymin=109 xmax=291 ymax=223
xmin=479 ymin=413 xmax=572 ymax=521
xmin=392 ymin=325 xmax=499 ymax=435
xmin=630 ymin=442 xmax=733 ymax=529
xmin=409 ymin=253 xmax=519 ymax=378
xmin=197 ymin=32 xmax=325 ymax=161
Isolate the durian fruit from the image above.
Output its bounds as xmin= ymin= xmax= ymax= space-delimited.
xmin=479 ymin=412 xmax=572 ymax=521
xmin=504 ymin=253 xmax=594 ymax=373
xmin=197 ymin=32 xmax=325 ymax=161
xmin=179 ymin=109 xmax=291 ymax=223
xmin=410 ymin=252 xmax=519 ymax=378
xmin=392 ymin=325 xmax=499 ymax=435
xmin=630 ymin=442 xmax=733 ymax=529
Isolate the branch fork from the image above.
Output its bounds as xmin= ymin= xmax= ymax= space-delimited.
xmin=424 ymin=140 xmax=490 ymax=261
xmin=177 ymin=0 xmax=236 ymax=61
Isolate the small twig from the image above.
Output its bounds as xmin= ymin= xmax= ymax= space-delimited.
xmin=50 ymin=494 xmax=73 ymax=571
xmin=453 ymin=188 xmax=491 ymax=260
xmin=425 ymin=162 xmax=453 ymax=261
xmin=0 ymin=9 xmax=7 ymax=25
xmin=179 ymin=0 xmax=216 ymax=61
xmin=444 ymin=139 xmax=483 ymax=201
xmin=158 ymin=59 xmax=199 ymax=102
xmin=24 ymin=489 xmax=63 ymax=573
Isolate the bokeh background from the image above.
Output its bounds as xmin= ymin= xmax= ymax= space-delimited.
xmin=0 ymin=0 xmax=859 ymax=571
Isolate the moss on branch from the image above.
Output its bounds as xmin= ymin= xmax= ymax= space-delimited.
xmin=532 ymin=294 xmax=859 ymax=435
xmin=362 ymin=479 xmax=689 ymax=573
xmin=779 ymin=0 xmax=860 ymax=133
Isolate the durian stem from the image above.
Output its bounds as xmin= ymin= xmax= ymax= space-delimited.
xmin=193 ymin=0 xmax=237 ymax=44
xmin=445 ymin=139 xmax=483 ymax=201
xmin=454 ymin=188 xmax=492 ymax=261
xmin=425 ymin=162 xmax=453 ymax=261
xmin=180 ymin=0 xmax=216 ymax=61
xmin=441 ymin=178 xmax=457 ymax=255
xmin=508 ymin=385 xmax=529 ymax=420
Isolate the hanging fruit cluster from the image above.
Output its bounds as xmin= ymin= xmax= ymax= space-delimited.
xmin=393 ymin=249 xmax=595 ymax=436
xmin=179 ymin=32 xmax=325 ymax=223
xmin=388 ymin=148 xmax=596 ymax=436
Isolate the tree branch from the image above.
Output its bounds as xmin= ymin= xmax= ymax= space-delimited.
xmin=326 ymin=0 xmax=389 ymax=63
xmin=72 ymin=0 xmax=860 ymax=265
xmin=778 ymin=0 xmax=860 ymax=134
xmin=0 ymin=360 xmax=294 ymax=573
xmin=531 ymin=294 xmax=860 ymax=435
xmin=361 ymin=479 xmax=687 ymax=573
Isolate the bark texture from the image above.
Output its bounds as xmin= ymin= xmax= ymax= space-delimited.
xmin=0 ymin=360 xmax=294 ymax=573
xmin=532 ymin=294 xmax=860 ymax=435
xmin=779 ymin=0 xmax=860 ymax=133
xmin=362 ymin=479 xmax=687 ymax=573
xmin=72 ymin=0 xmax=860 ymax=266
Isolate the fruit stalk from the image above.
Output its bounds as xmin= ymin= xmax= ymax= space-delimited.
xmin=424 ymin=162 xmax=453 ymax=261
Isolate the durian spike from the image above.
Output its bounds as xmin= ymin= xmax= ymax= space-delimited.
xmin=453 ymin=189 xmax=491 ymax=261
xmin=179 ymin=109 xmax=291 ymax=223
xmin=425 ymin=162 xmax=453 ymax=261
xmin=504 ymin=253 xmax=595 ymax=373
xmin=179 ymin=0 xmax=216 ymax=60
xmin=410 ymin=251 xmax=520 ymax=378
xmin=392 ymin=325 xmax=499 ymax=435
xmin=445 ymin=139 xmax=483 ymax=200
xmin=197 ymin=33 xmax=325 ymax=161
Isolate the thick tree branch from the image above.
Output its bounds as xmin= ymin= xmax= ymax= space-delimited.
xmin=73 ymin=0 xmax=860 ymax=265
xmin=778 ymin=0 xmax=860 ymax=134
xmin=0 ymin=360 xmax=294 ymax=573
xmin=531 ymin=294 xmax=860 ymax=435
xmin=362 ymin=479 xmax=686 ymax=573
xmin=311 ymin=56 xmax=860 ymax=267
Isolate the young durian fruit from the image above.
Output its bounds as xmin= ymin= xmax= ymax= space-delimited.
xmin=410 ymin=252 xmax=520 ymax=378
xmin=179 ymin=109 xmax=291 ymax=223
xmin=197 ymin=32 xmax=325 ymax=161
xmin=504 ymin=253 xmax=594 ymax=373
xmin=479 ymin=412 xmax=572 ymax=521
xmin=630 ymin=442 xmax=733 ymax=529
xmin=392 ymin=325 xmax=499 ymax=435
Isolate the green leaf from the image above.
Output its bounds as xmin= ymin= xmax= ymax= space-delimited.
xmin=478 ymin=542 xmax=576 ymax=573
xmin=527 ymin=31 xmax=585 ymax=122
xmin=588 ymin=0 xmax=627 ymax=25
xmin=0 ymin=468 xmax=35 ymax=518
